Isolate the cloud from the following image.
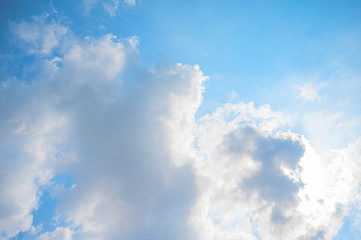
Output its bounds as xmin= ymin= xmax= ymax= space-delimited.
xmin=189 ymin=102 xmax=361 ymax=240
xmin=2 ymin=12 xmax=361 ymax=240
xmin=190 ymin=102 xmax=306 ymax=240
xmin=103 ymin=0 xmax=120 ymax=17
xmin=124 ymin=0 xmax=136 ymax=7
xmin=0 ymin=72 xmax=69 ymax=239
xmin=297 ymin=82 xmax=320 ymax=102
xmin=83 ymin=0 xmax=136 ymax=15
xmin=83 ymin=0 xmax=97 ymax=12
xmin=37 ymin=227 xmax=74 ymax=240
xmin=10 ymin=15 xmax=69 ymax=56
xmin=1 ymin=15 xmax=205 ymax=240
xmin=53 ymin=61 xmax=205 ymax=239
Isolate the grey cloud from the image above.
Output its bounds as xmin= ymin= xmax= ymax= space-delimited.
xmin=191 ymin=105 xmax=314 ymax=240
xmin=224 ymin=126 xmax=304 ymax=203
xmin=311 ymin=231 xmax=325 ymax=240
xmin=56 ymin=63 xmax=202 ymax=240
xmin=223 ymin=126 xmax=305 ymax=235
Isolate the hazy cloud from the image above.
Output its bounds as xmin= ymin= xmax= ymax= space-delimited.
xmin=83 ymin=0 xmax=136 ymax=15
xmin=10 ymin=15 xmax=69 ymax=56
xmin=297 ymin=82 xmax=320 ymax=102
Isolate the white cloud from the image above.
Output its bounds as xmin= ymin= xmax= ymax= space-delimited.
xmin=83 ymin=0 xmax=136 ymax=15
xmin=124 ymin=0 xmax=136 ymax=6
xmin=297 ymin=82 xmax=320 ymax=102
xmin=61 ymin=34 xmax=126 ymax=84
xmin=2 ymin=15 xmax=206 ymax=239
xmin=190 ymin=103 xmax=305 ymax=240
xmin=103 ymin=0 xmax=120 ymax=17
xmin=37 ymin=227 xmax=74 ymax=240
xmin=2 ymin=13 xmax=361 ymax=240
xmin=0 ymin=83 xmax=68 ymax=239
xmin=0 ymin=18 xmax=125 ymax=239
xmin=127 ymin=35 xmax=140 ymax=48
xmin=83 ymin=0 xmax=97 ymax=12
xmin=189 ymin=102 xmax=361 ymax=240
xmin=10 ymin=15 xmax=69 ymax=56
xmin=83 ymin=0 xmax=137 ymax=17
xmin=53 ymin=61 xmax=206 ymax=239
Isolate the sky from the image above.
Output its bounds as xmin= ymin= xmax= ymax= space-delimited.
xmin=0 ymin=0 xmax=361 ymax=239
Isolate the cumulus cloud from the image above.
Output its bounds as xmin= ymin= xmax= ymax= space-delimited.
xmin=1 ymin=12 xmax=361 ymax=240
xmin=1 ymin=15 xmax=205 ymax=240
xmin=190 ymin=102 xmax=306 ymax=240
xmin=53 ymin=61 xmax=205 ymax=239
xmin=0 ymin=73 xmax=69 ymax=238
xmin=189 ymin=102 xmax=361 ymax=240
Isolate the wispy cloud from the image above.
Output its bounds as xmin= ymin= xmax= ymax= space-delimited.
xmin=10 ymin=15 xmax=69 ymax=56
xmin=83 ymin=0 xmax=136 ymax=16
xmin=124 ymin=0 xmax=136 ymax=7
xmin=103 ymin=0 xmax=120 ymax=17
xmin=297 ymin=82 xmax=320 ymax=102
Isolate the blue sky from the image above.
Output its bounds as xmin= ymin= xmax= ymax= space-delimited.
xmin=1 ymin=0 xmax=361 ymax=239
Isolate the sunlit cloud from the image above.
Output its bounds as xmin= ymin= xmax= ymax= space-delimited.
xmin=1 ymin=1 xmax=361 ymax=240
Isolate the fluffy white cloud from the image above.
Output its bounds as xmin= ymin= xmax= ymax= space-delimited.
xmin=189 ymin=102 xmax=361 ymax=240
xmin=2 ymin=13 xmax=361 ymax=240
xmin=1 ymin=15 xmax=206 ymax=240
xmin=0 ymin=75 xmax=69 ymax=239
xmin=190 ymin=102 xmax=304 ymax=240
xmin=53 ymin=61 xmax=206 ymax=239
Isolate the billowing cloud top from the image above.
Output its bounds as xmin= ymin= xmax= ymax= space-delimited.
xmin=1 ymin=3 xmax=361 ymax=240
